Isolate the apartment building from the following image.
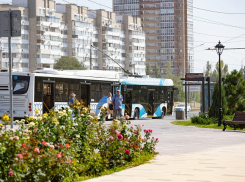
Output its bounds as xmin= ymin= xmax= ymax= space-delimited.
xmin=113 ymin=0 xmax=194 ymax=76
xmin=0 ymin=0 xmax=145 ymax=75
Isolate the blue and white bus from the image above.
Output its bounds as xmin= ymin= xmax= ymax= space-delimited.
xmin=0 ymin=70 xmax=175 ymax=119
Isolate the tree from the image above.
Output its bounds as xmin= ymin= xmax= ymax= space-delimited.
xmin=204 ymin=61 xmax=212 ymax=77
xmin=212 ymin=60 xmax=228 ymax=77
xmin=224 ymin=70 xmax=245 ymax=114
xmin=145 ymin=62 xmax=152 ymax=76
xmin=208 ymin=82 xmax=227 ymax=119
xmin=155 ymin=63 xmax=161 ymax=78
xmin=53 ymin=56 xmax=87 ymax=70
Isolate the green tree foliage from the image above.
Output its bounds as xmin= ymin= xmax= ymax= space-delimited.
xmin=145 ymin=62 xmax=152 ymax=77
xmin=239 ymin=66 xmax=245 ymax=80
xmin=204 ymin=60 xmax=228 ymax=78
xmin=155 ymin=63 xmax=161 ymax=78
xmin=53 ymin=56 xmax=87 ymax=70
xmin=163 ymin=61 xmax=185 ymax=102
xmin=224 ymin=70 xmax=245 ymax=114
xmin=204 ymin=61 xmax=212 ymax=77
xmin=212 ymin=60 xmax=228 ymax=77
xmin=209 ymin=82 xmax=227 ymax=119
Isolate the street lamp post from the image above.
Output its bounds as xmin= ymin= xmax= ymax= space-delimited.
xmin=215 ymin=41 xmax=225 ymax=126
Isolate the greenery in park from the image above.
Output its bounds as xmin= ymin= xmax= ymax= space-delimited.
xmin=53 ymin=56 xmax=87 ymax=70
xmin=204 ymin=60 xmax=228 ymax=77
xmin=155 ymin=63 xmax=161 ymax=78
xmin=0 ymin=101 xmax=158 ymax=181
xmin=208 ymin=82 xmax=227 ymax=119
xmin=145 ymin=62 xmax=152 ymax=76
xmin=224 ymin=70 xmax=245 ymax=114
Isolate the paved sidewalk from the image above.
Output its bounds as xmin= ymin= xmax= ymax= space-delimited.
xmin=86 ymin=144 xmax=245 ymax=182
xmin=86 ymin=114 xmax=245 ymax=182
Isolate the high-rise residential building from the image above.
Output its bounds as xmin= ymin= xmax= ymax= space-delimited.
xmin=113 ymin=0 xmax=194 ymax=76
xmin=0 ymin=0 xmax=145 ymax=75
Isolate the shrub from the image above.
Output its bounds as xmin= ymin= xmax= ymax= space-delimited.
xmin=0 ymin=101 xmax=159 ymax=181
xmin=191 ymin=113 xmax=218 ymax=125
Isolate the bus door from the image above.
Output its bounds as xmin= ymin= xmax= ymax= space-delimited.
xmin=124 ymin=88 xmax=133 ymax=117
xmin=111 ymin=83 xmax=120 ymax=95
xmin=80 ymin=82 xmax=91 ymax=107
xmin=147 ymin=89 xmax=155 ymax=117
xmin=42 ymin=81 xmax=55 ymax=114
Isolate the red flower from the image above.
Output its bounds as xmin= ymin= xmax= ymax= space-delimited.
xmin=125 ymin=149 xmax=130 ymax=154
xmin=21 ymin=143 xmax=26 ymax=147
xmin=33 ymin=128 xmax=37 ymax=131
xmin=156 ymin=138 xmax=159 ymax=141
xmin=67 ymin=158 xmax=72 ymax=163
xmin=42 ymin=141 xmax=47 ymax=146
xmin=117 ymin=134 xmax=123 ymax=140
xmin=65 ymin=143 xmax=70 ymax=149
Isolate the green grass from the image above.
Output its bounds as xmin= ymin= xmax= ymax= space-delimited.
xmin=78 ymin=152 xmax=157 ymax=181
xmin=171 ymin=120 xmax=244 ymax=130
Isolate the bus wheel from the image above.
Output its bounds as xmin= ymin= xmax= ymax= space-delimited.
xmin=134 ymin=109 xmax=139 ymax=120
xmin=161 ymin=111 xmax=165 ymax=119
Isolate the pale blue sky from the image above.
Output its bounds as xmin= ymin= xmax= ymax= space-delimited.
xmin=3 ymin=0 xmax=245 ymax=73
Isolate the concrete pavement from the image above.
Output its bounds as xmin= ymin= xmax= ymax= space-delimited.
xmin=86 ymin=113 xmax=245 ymax=182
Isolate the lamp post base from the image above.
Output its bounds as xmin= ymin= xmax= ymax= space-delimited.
xmin=218 ymin=108 xmax=222 ymax=126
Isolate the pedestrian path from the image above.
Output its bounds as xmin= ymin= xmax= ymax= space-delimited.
xmin=86 ymin=115 xmax=245 ymax=182
xmin=86 ymin=143 xmax=245 ymax=182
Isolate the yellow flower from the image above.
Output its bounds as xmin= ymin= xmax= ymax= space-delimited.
xmin=2 ymin=115 xmax=9 ymax=121
xmin=0 ymin=124 xmax=3 ymax=127
xmin=43 ymin=113 xmax=48 ymax=117
xmin=54 ymin=120 xmax=59 ymax=125
xmin=35 ymin=110 xmax=39 ymax=114
xmin=29 ymin=116 xmax=34 ymax=120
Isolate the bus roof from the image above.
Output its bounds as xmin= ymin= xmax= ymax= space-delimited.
xmin=120 ymin=78 xmax=174 ymax=86
xmin=32 ymin=70 xmax=121 ymax=81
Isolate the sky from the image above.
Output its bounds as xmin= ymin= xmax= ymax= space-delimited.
xmin=2 ymin=0 xmax=245 ymax=74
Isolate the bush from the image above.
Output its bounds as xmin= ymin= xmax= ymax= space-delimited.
xmin=0 ymin=100 xmax=159 ymax=181
xmin=191 ymin=113 xmax=218 ymax=125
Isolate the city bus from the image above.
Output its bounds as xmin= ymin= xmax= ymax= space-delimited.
xmin=0 ymin=70 xmax=175 ymax=119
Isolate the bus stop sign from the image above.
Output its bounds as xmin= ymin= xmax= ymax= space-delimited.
xmin=0 ymin=10 xmax=21 ymax=37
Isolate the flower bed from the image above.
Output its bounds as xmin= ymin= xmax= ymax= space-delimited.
xmin=0 ymin=100 xmax=159 ymax=181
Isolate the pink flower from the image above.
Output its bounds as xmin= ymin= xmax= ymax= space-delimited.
xmin=125 ymin=115 xmax=129 ymax=119
xmin=114 ymin=130 xmax=119 ymax=134
xmin=9 ymin=137 xmax=14 ymax=141
xmin=13 ymin=136 xmax=19 ymax=140
xmin=156 ymin=138 xmax=159 ymax=141
xmin=130 ymin=125 xmax=134 ymax=129
xmin=67 ymin=158 xmax=72 ymax=163
xmin=153 ymin=147 xmax=155 ymax=150
xmin=16 ymin=154 xmax=23 ymax=159
xmin=152 ymin=137 xmax=154 ymax=139
xmin=125 ymin=149 xmax=130 ymax=154
xmin=56 ymin=152 xmax=62 ymax=158
xmin=149 ymin=129 xmax=153 ymax=133
xmin=139 ymin=135 xmax=143 ymax=140
xmin=142 ymin=124 xmax=144 ymax=126
xmin=8 ymin=171 xmax=14 ymax=176
xmin=34 ymin=148 xmax=40 ymax=154
xmin=109 ymin=136 xmax=113 ymax=140
xmin=117 ymin=134 xmax=123 ymax=140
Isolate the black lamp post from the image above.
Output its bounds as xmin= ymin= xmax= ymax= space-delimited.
xmin=215 ymin=41 xmax=225 ymax=126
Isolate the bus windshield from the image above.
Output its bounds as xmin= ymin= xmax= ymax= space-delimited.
xmin=13 ymin=75 xmax=30 ymax=94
